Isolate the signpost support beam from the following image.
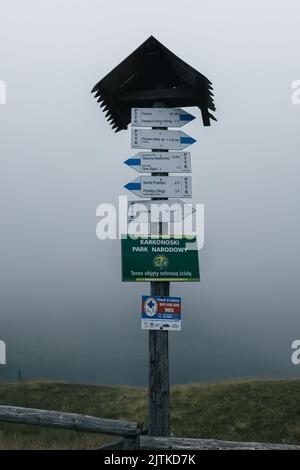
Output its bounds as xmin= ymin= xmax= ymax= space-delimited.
xmin=149 ymin=282 xmax=170 ymax=436
xmin=148 ymin=102 xmax=171 ymax=437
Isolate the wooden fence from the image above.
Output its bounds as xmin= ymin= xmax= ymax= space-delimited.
xmin=0 ymin=405 xmax=299 ymax=450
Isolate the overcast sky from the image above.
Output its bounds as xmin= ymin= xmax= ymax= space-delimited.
xmin=0 ymin=0 xmax=300 ymax=385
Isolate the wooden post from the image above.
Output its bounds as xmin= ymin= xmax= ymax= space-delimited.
xmin=148 ymin=284 xmax=170 ymax=436
xmin=148 ymin=101 xmax=171 ymax=437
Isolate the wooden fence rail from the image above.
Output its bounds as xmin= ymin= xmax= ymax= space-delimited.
xmin=0 ymin=405 xmax=300 ymax=450
xmin=140 ymin=435 xmax=300 ymax=450
xmin=0 ymin=406 xmax=138 ymax=437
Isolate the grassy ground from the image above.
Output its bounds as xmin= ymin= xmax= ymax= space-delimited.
xmin=0 ymin=379 xmax=300 ymax=449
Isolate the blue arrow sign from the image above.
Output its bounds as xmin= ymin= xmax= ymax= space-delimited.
xmin=124 ymin=181 xmax=141 ymax=191
xmin=180 ymin=136 xmax=196 ymax=146
xmin=124 ymin=157 xmax=141 ymax=167
xmin=124 ymin=176 xmax=192 ymax=198
xmin=131 ymin=108 xmax=195 ymax=128
xmin=124 ymin=152 xmax=192 ymax=173
xmin=131 ymin=129 xmax=196 ymax=151
xmin=179 ymin=113 xmax=194 ymax=122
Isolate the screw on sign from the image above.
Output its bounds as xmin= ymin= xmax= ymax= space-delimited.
xmin=91 ymin=35 xmax=216 ymax=439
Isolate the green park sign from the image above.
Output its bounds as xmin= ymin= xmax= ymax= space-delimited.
xmin=121 ymin=235 xmax=200 ymax=282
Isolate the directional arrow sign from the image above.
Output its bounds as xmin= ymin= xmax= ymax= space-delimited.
xmin=131 ymin=108 xmax=195 ymax=128
xmin=128 ymin=199 xmax=196 ymax=222
xmin=124 ymin=176 xmax=192 ymax=198
xmin=131 ymin=129 xmax=196 ymax=151
xmin=124 ymin=152 xmax=191 ymax=173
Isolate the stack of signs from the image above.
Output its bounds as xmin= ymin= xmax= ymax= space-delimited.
xmin=141 ymin=296 xmax=181 ymax=331
xmin=122 ymin=107 xmax=200 ymax=331
xmin=124 ymin=108 xmax=196 ymax=200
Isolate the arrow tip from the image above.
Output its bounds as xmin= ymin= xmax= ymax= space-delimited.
xmin=180 ymin=112 xmax=196 ymax=122
xmin=124 ymin=157 xmax=141 ymax=167
xmin=124 ymin=181 xmax=141 ymax=191
xmin=180 ymin=136 xmax=197 ymax=146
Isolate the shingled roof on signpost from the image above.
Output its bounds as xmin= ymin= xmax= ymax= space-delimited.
xmin=91 ymin=36 xmax=216 ymax=132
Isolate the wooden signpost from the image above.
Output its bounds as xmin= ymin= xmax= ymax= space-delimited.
xmin=148 ymin=107 xmax=171 ymax=436
xmin=91 ymin=36 xmax=216 ymax=443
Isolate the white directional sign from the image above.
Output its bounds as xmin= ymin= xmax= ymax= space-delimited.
xmin=0 ymin=340 xmax=6 ymax=365
xmin=131 ymin=129 xmax=196 ymax=151
xmin=124 ymin=152 xmax=191 ymax=173
xmin=128 ymin=199 xmax=196 ymax=222
xmin=131 ymin=108 xmax=195 ymax=128
xmin=124 ymin=176 xmax=192 ymax=198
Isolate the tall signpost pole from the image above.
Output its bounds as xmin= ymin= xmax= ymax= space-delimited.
xmin=149 ymin=102 xmax=170 ymax=437
xmin=91 ymin=36 xmax=216 ymax=446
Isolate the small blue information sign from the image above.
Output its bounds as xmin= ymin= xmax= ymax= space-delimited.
xmin=141 ymin=296 xmax=182 ymax=331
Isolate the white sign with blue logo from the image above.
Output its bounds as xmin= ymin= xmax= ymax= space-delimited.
xmin=124 ymin=176 xmax=192 ymax=198
xmin=131 ymin=108 xmax=195 ymax=128
xmin=141 ymin=296 xmax=182 ymax=331
xmin=124 ymin=151 xmax=191 ymax=173
xmin=131 ymin=129 xmax=196 ymax=151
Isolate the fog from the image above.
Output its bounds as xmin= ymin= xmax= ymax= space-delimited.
xmin=0 ymin=0 xmax=300 ymax=385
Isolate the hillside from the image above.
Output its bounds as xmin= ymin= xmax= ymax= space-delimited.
xmin=0 ymin=379 xmax=300 ymax=449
